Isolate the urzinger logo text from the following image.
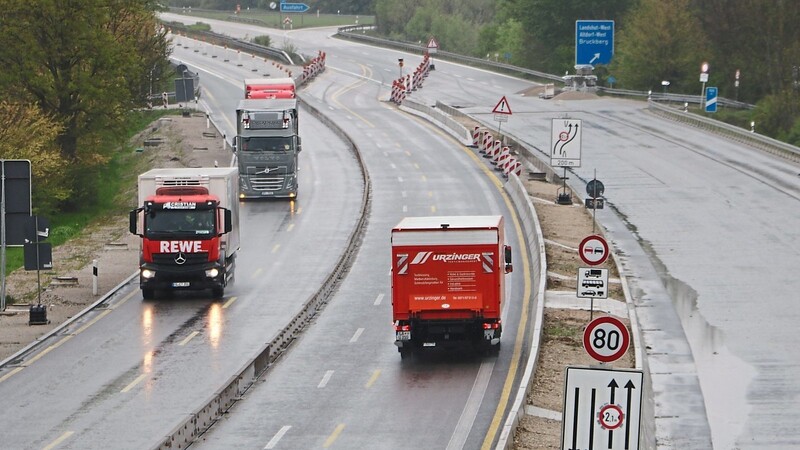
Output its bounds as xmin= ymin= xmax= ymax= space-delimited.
xmin=432 ymin=253 xmax=481 ymax=262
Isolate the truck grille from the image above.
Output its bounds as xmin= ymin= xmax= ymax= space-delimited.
xmin=153 ymin=253 xmax=209 ymax=265
xmin=250 ymin=175 xmax=286 ymax=191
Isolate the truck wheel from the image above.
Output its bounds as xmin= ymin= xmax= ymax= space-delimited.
xmin=211 ymin=286 xmax=224 ymax=299
xmin=399 ymin=346 xmax=412 ymax=359
xmin=142 ymin=289 xmax=155 ymax=300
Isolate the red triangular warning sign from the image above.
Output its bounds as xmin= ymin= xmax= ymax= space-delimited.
xmin=427 ymin=37 xmax=439 ymax=49
xmin=492 ymin=96 xmax=512 ymax=115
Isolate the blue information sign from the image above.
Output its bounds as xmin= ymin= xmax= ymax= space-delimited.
xmin=575 ymin=20 xmax=615 ymax=66
xmin=705 ymin=86 xmax=718 ymax=113
xmin=280 ymin=2 xmax=309 ymax=12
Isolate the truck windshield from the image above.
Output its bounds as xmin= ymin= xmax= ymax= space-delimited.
xmin=240 ymin=136 xmax=292 ymax=153
xmin=145 ymin=209 xmax=215 ymax=236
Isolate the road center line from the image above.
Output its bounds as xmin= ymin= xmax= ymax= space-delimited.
xmin=373 ymin=293 xmax=384 ymax=306
xmin=179 ymin=331 xmax=200 ymax=346
xmin=318 ymin=370 xmax=334 ymax=388
xmin=42 ymin=431 xmax=74 ymax=450
xmin=365 ymin=370 xmax=381 ymax=389
xmin=222 ymin=296 xmax=237 ymax=309
xmin=264 ymin=425 xmax=292 ymax=449
xmin=323 ymin=423 xmax=346 ymax=448
xmin=121 ymin=373 xmax=147 ymax=393
xmin=349 ymin=328 xmax=365 ymax=343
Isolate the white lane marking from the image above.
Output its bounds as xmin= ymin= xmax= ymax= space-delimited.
xmin=318 ymin=370 xmax=334 ymax=388
xmin=349 ymin=328 xmax=365 ymax=343
xmin=446 ymin=360 xmax=495 ymax=450
xmin=397 ymin=176 xmax=404 ymax=182
xmin=373 ymin=293 xmax=384 ymax=306
xmin=179 ymin=331 xmax=200 ymax=346
xmin=121 ymin=373 xmax=147 ymax=393
xmin=43 ymin=431 xmax=74 ymax=450
xmin=402 ymin=205 xmax=408 ymax=212
xmin=264 ymin=425 xmax=292 ymax=449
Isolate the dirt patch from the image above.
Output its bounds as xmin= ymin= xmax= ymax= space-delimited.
xmin=0 ymin=111 xmax=230 ymax=361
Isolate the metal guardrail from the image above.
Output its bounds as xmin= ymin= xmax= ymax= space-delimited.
xmin=165 ymin=22 xmax=296 ymax=65
xmin=335 ymin=27 xmax=755 ymax=109
xmin=647 ymin=101 xmax=800 ymax=163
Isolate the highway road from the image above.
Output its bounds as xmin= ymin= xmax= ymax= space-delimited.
xmin=0 ymin=49 xmax=364 ymax=449
xmin=167 ymin=17 xmax=800 ymax=448
xmin=168 ymin=32 xmax=534 ymax=448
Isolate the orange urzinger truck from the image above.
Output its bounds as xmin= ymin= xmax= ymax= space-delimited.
xmin=391 ymin=216 xmax=513 ymax=358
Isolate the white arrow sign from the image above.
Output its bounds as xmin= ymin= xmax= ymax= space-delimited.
xmin=562 ymin=366 xmax=643 ymax=450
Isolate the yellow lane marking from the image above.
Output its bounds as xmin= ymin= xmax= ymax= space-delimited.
xmin=109 ymin=290 xmax=137 ymax=309
xmin=222 ymin=296 xmax=237 ymax=309
xmin=287 ymin=223 xmax=295 ymax=232
xmin=271 ymin=244 xmax=281 ymax=253
xmin=330 ymin=64 xmax=374 ymax=128
xmin=251 ymin=267 xmax=263 ymax=279
xmin=71 ymin=309 xmax=112 ymax=336
xmin=365 ymin=370 xmax=381 ymax=389
xmin=42 ymin=431 xmax=74 ymax=450
xmin=24 ymin=335 xmax=74 ymax=366
xmin=0 ymin=367 xmax=24 ymax=384
xmin=121 ymin=373 xmax=147 ymax=393
xmin=179 ymin=331 xmax=200 ymax=346
xmin=323 ymin=423 xmax=346 ymax=448
xmin=430 ymin=205 xmax=437 ymax=213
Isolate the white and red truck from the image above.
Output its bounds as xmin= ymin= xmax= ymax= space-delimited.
xmin=391 ymin=215 xmax=513 ymax=357
xmin=129 ymin=167 xmax=240 ymax=299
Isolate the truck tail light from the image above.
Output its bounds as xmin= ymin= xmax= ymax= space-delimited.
xmin=483 ymin=321 xmax=501 ymax=330
xmin=395 ymin=323 xmax=410 ymax=332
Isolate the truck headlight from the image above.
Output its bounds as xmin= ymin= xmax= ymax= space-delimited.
xmin=205 ymin=268 xmax=219 ymax=278
xmin=141 ymin=269 xmax=156 ymax=279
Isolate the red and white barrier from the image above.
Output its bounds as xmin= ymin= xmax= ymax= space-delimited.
xmin=481 ymin=132 xmax=493 ymax=155
xmin=471 ymin=127 xmax=481 ymax=147
xmin=493 ymin=146 xmax=509 ymax=165
xmin=488 ymin=139 xmax=502 ymax=159
xmin=495 ymin=148 xmax=510 ymax=169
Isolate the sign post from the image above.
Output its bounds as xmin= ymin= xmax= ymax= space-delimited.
xmin=426 ymin=36 xmax=439 ymax=70
xmin=562 ymin=366 xmax=643 ymax=450
xmin=492 ymin=96 xmax=512 ymax=136
xmin=705 ymin=86 xmax=718 ymax=113
xmin=551 ymin=118 xmax=582 ymax=205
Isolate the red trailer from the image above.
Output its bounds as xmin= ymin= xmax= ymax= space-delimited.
xmin=391 ymin=216 xmax=513 ymax=357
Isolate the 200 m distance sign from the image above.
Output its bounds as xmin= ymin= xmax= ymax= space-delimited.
xmin=579 ymin=234 xmax=609 ymax=266
xmin=583 ymin=315 xmax=630 ymax=363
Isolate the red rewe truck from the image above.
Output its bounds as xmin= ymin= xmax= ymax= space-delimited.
xmin=391 ymin=216 xmax=513 ymax=358
xmin=129 ymin=168 xmax=240 ymax=300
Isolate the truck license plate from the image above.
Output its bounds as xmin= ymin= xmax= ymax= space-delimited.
xmin=396 ymin=331 xmax=411 ymax=341
xmin=172 ymin=282 xmax=190 ymax=287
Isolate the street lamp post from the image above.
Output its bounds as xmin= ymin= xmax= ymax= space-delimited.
xmin=700 ymin=62 xmax=709 ymax=108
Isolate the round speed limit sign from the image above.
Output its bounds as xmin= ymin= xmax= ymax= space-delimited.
xmin=583 ymin=316 xmax=630 ymax=363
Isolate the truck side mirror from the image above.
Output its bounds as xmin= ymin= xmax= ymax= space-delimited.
xmin=129 ymin=209 xmax=142 ymax=236
xmin=231 ymin=136 xmax=238 ymax=154
xmin=223 ymin=208 xmax=233 ymax=234
xmin=504 ymin=245 xmax=513 ymax=273
xmin=296 ymin=135 xmax=302 ymax=152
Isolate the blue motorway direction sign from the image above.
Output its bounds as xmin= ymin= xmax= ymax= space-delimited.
xmin=575 ymin=20 xmax=614 ymax=66
xmin=705 ymin=86 xmax=718 ymax=113
xmin=280 ymin=2 xmax=309 ymax=12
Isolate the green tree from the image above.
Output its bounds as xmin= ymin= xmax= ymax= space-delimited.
xmin=0 ymin=0 xmax=170 ymax=209
xmin=507 ymin=0 xmax=633 ymax=74
xmin=0 ymin=102 xmax=70 ymax=214
xmin=612 ymin=0 xmax=709 ymax=92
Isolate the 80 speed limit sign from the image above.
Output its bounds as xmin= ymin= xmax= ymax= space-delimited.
xmin=583 ymin=316 xmax=630 ymax=363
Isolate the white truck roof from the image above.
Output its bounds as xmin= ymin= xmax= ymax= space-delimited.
xmin=393 ymin=215 xmax=502 ymax=231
